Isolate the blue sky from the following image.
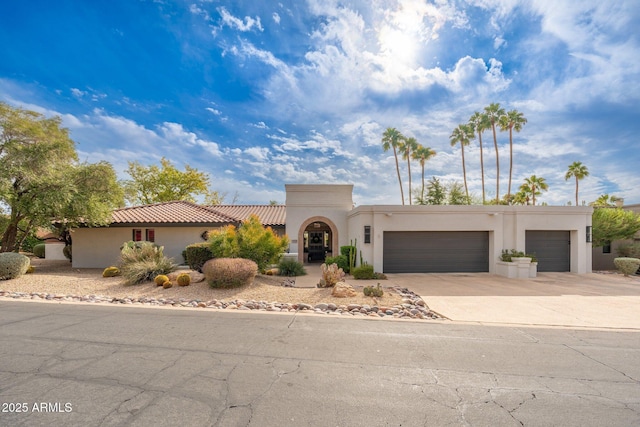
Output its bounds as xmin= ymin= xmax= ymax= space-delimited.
xmin=1 ymin=0 xmax=639 ymax=205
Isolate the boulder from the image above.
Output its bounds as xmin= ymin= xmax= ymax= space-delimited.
xmin=331 ymin=281 xmax=357 ymax=298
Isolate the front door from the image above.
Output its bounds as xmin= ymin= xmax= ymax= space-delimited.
xmin=308 ymin=231 xmax=325 ymax=262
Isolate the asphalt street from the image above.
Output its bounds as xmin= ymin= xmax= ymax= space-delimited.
xmin=0 ymin=300 xmax=638 ymax=426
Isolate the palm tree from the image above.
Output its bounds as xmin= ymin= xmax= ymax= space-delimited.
xmin=411 ymin=144 xmax=437 ymax=204
xmin=484 ymin=103 xmax=506 ymax=202
xmin=565 ymin=161 xmax=589 ymax=206
xmin=381 ymin=127 xmax=405 ymax=205
xmin=468 ymin=112 xmax=490 ymax=204
xmin=499 ymin=109 xmax=527 ymax=198
xmin=523 ymin=175 xmax=548 ymax=206
xmin=399 ymin=136 xmax=419 ymax=205
xmin=590 ymin=194 xmax=621 ymax=208
xmin=450 ymin=123 xmax=475 ymax=203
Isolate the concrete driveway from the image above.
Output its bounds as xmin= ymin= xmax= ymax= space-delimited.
xmin=386 ymin=272 xmax=640 ymax=329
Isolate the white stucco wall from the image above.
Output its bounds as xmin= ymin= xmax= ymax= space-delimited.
xmin=285 ymin=184 xmax=353 ymax=263
xmin=72 ymin=226 xmax=217 ymax=268
xmin=44 ymin=242 xmax=67 ymax=261
xmin=347 ymin=205 xmax=593 ymax=274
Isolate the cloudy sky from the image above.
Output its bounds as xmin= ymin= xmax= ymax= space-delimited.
xmin=1 ymin=0 xmax=638 ymax=206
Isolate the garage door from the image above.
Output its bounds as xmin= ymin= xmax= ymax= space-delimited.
xmin=383 ymin=231 xmax=489 ymax=273
xmin=525 ymin=230 xmax=570 ymax=272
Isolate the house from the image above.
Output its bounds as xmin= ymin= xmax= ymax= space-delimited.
xmin=591 ymin=203 xmax=640 ymax=270
xmin=71 ymin=184 xmax=593 ymax=274
xmin=70 ymin=201 xmax=285 ymax=268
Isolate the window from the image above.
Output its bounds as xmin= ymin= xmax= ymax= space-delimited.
xmin=132 ymin=229 xmax=142 ymax=242
xmin=145 ymin=229 xmax=155 ymax=242
xmin=603 ymin=242 xmax=611 ymax=254
xmin=364 ymin=226 xmax=371 ymax=244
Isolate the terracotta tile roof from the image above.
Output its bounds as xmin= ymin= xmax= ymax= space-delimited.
xmin=209 ymin=205 xmax=286 ymax=226
xmin=111 ymin=201 xmax=238 ymax=225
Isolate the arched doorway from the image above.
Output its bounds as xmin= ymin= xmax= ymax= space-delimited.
xmin=298 ymin=217 xmax=339 ymax=264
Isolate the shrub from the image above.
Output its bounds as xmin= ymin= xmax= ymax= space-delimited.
xmin=102 ymin=266 xmax=121 ymax=277
xmin=208 ymin=215 xmax=289 ymax=272
xmin=203 ymin=258 xmax=258 ymax=289
xmin=363 ymin=283 xmax=384 ymax=297
xmin=613 ymin=257 xmax=640 ymax=276
xmin=32 ymin=243 xmax=46 ymax=258
xmin=0 ymin=252 xmax=31 ymax=280
xmin=352 ymin=264 xmax=375 ymax=280
xmin=177 ymin=273 xmax=191 ymax=286
xmin=119 ymin=241 xmax=177 ymax=285
xmin=278 ymin=258 xmax=306 ymax=277
xmin=63 ymin=245 xmax=72 ymax=261
xmin=318 ymin=262 xmax=345 ymax=288
xmin=325 ymin=255 xmax=349 ymax=273
xmin=500 ymin=249 xmax=526 ymax=262
xmin=21 ymin=234 xmax=43 ymax=253
xmin=617 ymin=243 xmax=640 ymax=259
xmin=184 ymin=242 xmax=214 ymax=272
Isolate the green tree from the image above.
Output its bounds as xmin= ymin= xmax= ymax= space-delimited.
xmin=411 ymin=144 xmax=436 ymax=204
xmin=381 ymin=127 xmax=405 ymax=205
xmin=208 ymin=215 xmax=289 ymax=271
xmin=425 ymin=177 xmax=446 ymax=205
xmin=484 ymin=103 xmax=506 ymax=202
xmin=590 ymin=194 xmax=622 ymax=208
xmin=123 ymin=158 xmax=210 ymax=205
xmin=469 ymin=112 xmax=490 ymax=204
xmin=499 ymin=109 xmax=527 ymax=198
xmin=0 ymin=103 xmax=122 ymax=252
xmin=449 ymin=123 xmax=475 ymax=203
xmin=565 ymin=162 xmax=589 ymax=206
xmin=521 ymin=175 xmax=548 ymax=206
xmin=399 ymin=136 xmax=419 ymax=205
xmin=447 ymin=181 xmax=470 ymax=205
xmin=592 ymin=208 xmax=640 ymax=247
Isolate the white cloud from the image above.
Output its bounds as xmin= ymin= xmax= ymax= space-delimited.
xmin=70 ymin=88 xmax=87 ymax=98
xmin=205 ymin=107 xmax=221 ymax=115
xmin=218 ymin=7 xmax=263 ymax=32
xmin=159 ymin=122 xmax=221 ymax=156
xmin=273 ymin=12 xmax=280 ymax=24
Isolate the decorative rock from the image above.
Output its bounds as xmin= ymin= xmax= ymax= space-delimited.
xmin=314 ymin=303 xmax=328 ymax=311
xmin=167 ymin=270 xmax=205 ymax=283
xmin=331 ymin=282 xmax=357 ymax=298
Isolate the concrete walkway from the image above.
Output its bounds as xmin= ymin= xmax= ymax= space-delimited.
xmin=300 ymin=264 xmax=640 ymax=329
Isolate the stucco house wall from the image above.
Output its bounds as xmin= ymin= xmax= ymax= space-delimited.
xmin=346 ymin=205 xmax=592 ymax=274
xmin=285 ymin=184 xmax=353 ymax=263
xmin=72 ymin=226 xmax=214 ymax=268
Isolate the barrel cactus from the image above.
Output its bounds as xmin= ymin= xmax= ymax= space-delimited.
xmin=154 ymin=274 xmax=170 ymax=285
xmin=0 ymin=252 xmax=31 ymax=280
xmin=102 ymin=266 xmax=121 ymax=277
xmin=177 ymin=273 xmax=191 ymax=286
xmin=162 ymin=280 xmax=173 ymax=289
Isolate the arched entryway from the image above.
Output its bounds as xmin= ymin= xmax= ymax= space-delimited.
xmin=297 ymin=216 xmax=339 ymax=264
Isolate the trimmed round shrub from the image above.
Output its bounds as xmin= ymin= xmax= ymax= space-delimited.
xmin=32 ymin=243 xmax=46 ymax=258
xmin=203 ymin=258 xmax=258 ymax=289
xmin=184 ymin=242 xmax=214 ymax=272
xmin=613 ymin=257 xmax=640 ymax=276
xmin=278 ymin=258 xmax=306 ymax=277
xmin=177 ymin=273 xmax=191 ymax=286
xmin=154 ymin=274 xmax=170 ymax=285
xmin=352 ymin=264 xmax=375 ymax=280
xmin=0 ymin=252 xmax=31 ymax=280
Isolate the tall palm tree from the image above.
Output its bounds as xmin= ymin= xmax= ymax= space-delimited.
xmin=411 ymin=144 xmax=437 ymax=204
xmin=499 ymin=109 xmax=527 ymax=198
xmin=381 ymin=127 xmax=405 ymax=205
xmin=484 ymin=103 xmax=506 ymax=202
xmin=523 ymin=175 xmax=548 ymax=206
xmin=565 ymin=161 xmax=589 ymax=206
xmin=450 ymin=123 xmax=475 ymax=203
xmin=468 ymin=112 xmax=490 ymax=204
xmin=399 ymin=136 xmax=419 ymax=205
